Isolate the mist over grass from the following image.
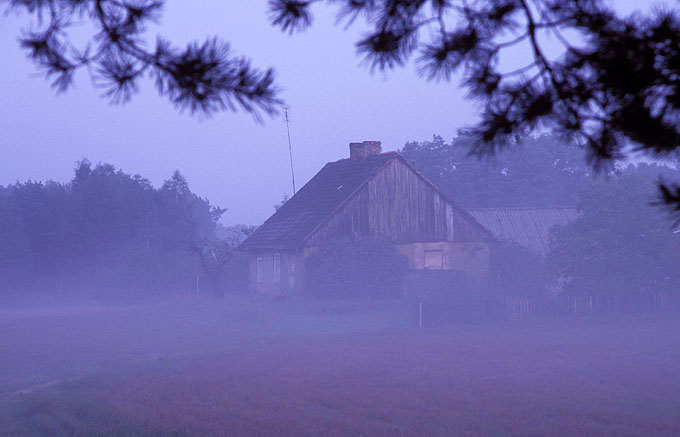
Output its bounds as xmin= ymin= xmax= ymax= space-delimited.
xmin=1 ymin=296 xmax=679 ymax=435
xmin=2 ymin=135 xmax=680 ymax=434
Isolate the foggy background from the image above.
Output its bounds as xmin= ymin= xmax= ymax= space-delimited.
xmin=0 ymin=1 xmax=475 ymax=226
xmin=0 ymin=0 xmax=647 ymax=226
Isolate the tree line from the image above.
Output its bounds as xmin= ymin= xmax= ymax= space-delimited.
xmin=0 ymin=160 xmax=236 ymax=299
xmin=3 ymin=134 xmax=678 ymax=300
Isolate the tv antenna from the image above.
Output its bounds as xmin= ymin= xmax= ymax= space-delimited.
xmin=284 ymin=108 xmax=297 ymax=195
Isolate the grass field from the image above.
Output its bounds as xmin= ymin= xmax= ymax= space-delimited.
xmin=1 ymin=296 xmax=679 ymax=435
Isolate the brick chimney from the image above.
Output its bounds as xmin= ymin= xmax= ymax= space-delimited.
xmin=349 ymin=141 xmax=382 ymax=158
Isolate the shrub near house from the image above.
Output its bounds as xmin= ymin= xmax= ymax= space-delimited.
xmin=305 ymin=239 xmax=409 ymax=299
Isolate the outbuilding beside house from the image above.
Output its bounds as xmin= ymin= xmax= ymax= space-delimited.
xmin=467 ymin=207 xmax=578 ymax=258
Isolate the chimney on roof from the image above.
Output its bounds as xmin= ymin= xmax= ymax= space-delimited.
xmin=349 ymin=141 xmax=382 ymax=158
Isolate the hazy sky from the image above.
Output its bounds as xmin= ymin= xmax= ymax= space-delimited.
xmin=0 ymin=0 xmax=645 ymax=225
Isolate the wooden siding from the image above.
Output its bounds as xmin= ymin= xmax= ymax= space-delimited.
xmin=248 ymin=251 xmax=305 ymax=295
xmin=395 ymin=241 xmax=490 ymax=280
xmin=305 ymin=158 xmax=488 ymax=246
xmin=304 ymin=185 xmax=370 ymax=246
xmin=367 ymin=159 xmax=448 ymax=242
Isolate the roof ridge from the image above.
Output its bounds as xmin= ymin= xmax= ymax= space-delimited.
xmin=328 ymin=151 xmax=399 ymax=164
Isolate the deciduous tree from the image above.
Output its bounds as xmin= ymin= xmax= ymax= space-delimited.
xmin=546 ymin=164 xmax=680 ymax=295
xmin=400 ymin=133 xmax=590 ymax=207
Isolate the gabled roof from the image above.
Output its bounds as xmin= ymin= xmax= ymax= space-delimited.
xmin=240 ymin=152 xmax=495 ymax=251
xmin=239 ymin=153 xmax=398 ymax=251
xmin=467 ymin=207 xmax=578 ymax=257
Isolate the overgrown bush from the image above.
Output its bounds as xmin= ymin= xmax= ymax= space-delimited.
xmin=490 ymin=242 xmax=547 ymax=298
xmin=222 ymin=251 xmax=249 ymax=294
xmin=305 ymin=239 xmax=409 ymax=299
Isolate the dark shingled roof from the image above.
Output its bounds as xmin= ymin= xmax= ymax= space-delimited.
xmin=239 ymin=152 xmax=398 ymax=251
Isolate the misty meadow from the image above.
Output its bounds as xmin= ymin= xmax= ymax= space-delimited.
xmin=2 ymin=135 xmax=680 ymax=435
xmin=4 ymin=0 xmax=680 ymax=435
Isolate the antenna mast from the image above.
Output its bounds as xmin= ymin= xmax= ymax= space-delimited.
xmin=284 ymin=108 xmax=297 ymax=195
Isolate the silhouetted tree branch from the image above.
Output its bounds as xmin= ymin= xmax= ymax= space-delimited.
xmin=6 ymin=0 xmax=282 ymax=118
xmin=8 ymin=1 xmax=680 ymax=208
xmin=269 ymin=0 xmax=680 ymax=210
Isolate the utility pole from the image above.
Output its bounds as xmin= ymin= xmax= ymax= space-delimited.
xmin=284 ymin=108 xmax=297 ymax=195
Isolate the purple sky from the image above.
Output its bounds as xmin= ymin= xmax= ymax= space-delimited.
xmin=0 ymin=0 xmax=645 ymax=225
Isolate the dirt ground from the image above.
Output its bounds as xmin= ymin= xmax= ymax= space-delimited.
xmin=1 ymin=296 xmax=679 ymax=436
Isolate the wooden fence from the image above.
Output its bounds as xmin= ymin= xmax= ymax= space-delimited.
xmin=417 ymin=292 xmax=680 ymax=327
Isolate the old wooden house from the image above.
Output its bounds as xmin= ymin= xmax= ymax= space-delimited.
xmin=239 ymin=141 xmax=495 ymax=295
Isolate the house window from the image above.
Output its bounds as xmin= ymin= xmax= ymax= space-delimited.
xmin=256 ymin=257 xmax=263 ymax=283
xmin=288 ymin=261 xmax=295 ymax=290
xmin=273 ymin=253 xmax=281 ymax=285
xmin=424 ymin=250 xmax=444 ymax=270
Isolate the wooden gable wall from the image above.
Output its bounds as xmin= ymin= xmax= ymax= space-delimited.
xmin=304 ymin=157 xmax=488 ymax=247
xmin=304 ymin=183 xmax=371 ymax=246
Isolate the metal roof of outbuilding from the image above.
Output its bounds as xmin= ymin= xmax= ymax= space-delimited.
xmin=467 ymin=207 xmax=578 ymax=257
